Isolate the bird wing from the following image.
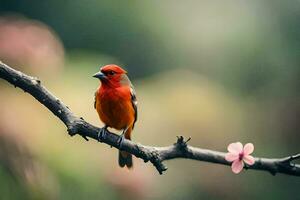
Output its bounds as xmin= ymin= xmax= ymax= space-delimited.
xmin=130 ymin=85 xmax=138 ymax=129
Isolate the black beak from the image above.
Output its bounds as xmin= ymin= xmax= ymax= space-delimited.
xmin=93 ymin=72 xmax=106 ymax=80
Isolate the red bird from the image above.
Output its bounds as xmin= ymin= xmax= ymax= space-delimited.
xmin=93 ymin=64 xmax=137 ymax=168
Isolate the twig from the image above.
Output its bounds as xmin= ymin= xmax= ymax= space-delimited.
xmin=0 ymin=62 xmax=299 ymax=176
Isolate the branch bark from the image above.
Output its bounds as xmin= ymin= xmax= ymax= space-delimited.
xmin=0 ymin=62 xmax=299 ymax=176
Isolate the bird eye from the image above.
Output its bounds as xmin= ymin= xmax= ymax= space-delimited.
xmin=108 ymin=71 xmax=115 ymax=75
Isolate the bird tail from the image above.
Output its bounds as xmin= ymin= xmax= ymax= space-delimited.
xmin=118 ymin=127 xmax=133 ymax=168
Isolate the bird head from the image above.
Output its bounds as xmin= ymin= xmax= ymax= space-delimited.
xmin=93 ymin=64 xmax=129 ymax=87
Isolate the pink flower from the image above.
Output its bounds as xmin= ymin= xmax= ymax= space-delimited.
xmin=225 ymin=142 xmax=255 ymax=174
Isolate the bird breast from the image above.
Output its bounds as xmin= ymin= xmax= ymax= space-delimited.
xmin=96 ymin=87 xmax=135 ymax=130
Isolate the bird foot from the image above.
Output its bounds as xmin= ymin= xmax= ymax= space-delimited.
xmin=97 ymin=126 xmax=108 ymax=142
xmin=118 ymin=133 xmax=125 ymax=149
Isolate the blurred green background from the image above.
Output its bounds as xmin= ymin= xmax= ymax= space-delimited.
xmin=0 ymin=0 xmax=299 ymax=199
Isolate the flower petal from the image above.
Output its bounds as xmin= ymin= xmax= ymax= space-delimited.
xmin=243 ymin=143 xmax=254 ymax=155
xmin=243 ymin=155 xmax=255 ymax=165
xmin=227 ymin=142 xmax=243 ymax=154
xmin=225 ymin=153 xmax=239 ymax=162
xmin=231 ymin=160 xmax=244 ymax=174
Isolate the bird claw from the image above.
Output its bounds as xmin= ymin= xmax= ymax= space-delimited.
xmin=118 ymin=133 xmax=125 ymax=149
xmin=98 ymin=126 xmax=108 ymax=142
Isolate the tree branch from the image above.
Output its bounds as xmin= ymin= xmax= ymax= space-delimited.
xmin=0 ymin=61 xmax=299 ymax=176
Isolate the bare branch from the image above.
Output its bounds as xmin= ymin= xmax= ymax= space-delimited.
xmin=0 ymin=62 xmax=299 ymax=176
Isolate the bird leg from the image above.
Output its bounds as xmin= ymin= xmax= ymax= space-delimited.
xmin=118 ymin=128 xmax=128 ymax=149
xmin=118 ymin=132 xmax=125 ymax=149
xmin=97 ymin=125 xmax=108 ymax=142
